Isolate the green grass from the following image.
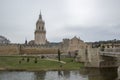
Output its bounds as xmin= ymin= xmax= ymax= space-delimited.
xmin=61 ymin=58 xmax=84 ymax=69
xmin=0 ymin=56 xmax=84 ymax=71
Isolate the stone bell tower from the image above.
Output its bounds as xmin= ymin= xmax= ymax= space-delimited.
xmin=34 ymin=12 xmax=46 ymax=45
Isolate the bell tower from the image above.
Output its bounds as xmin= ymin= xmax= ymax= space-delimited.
xmin=34 ymin=12 xmax=46 ymax=45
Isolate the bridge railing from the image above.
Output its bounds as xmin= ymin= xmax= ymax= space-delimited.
xmin=104 ymin=48 xmax=120 ymax=52
xmin=99 ymin=51 xmax=120 ymax=57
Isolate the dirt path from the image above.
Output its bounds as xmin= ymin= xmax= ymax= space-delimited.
xmin=45 ymin=58 xmax=66 ymax=64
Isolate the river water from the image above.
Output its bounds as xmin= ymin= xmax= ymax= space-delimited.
xmin=0 ymin=68 xmax=118 ymax=80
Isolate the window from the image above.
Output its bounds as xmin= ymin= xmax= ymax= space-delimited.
xmin=42 ymin=27 xmax=44 ymax=30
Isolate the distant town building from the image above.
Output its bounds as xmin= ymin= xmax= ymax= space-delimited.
xmin=62 ymin=36 xmax=86 ymax=53
xmin=88 ymin=39 xmax=120 ymax=48
xmin=0 ymin=35 xmax=10 ymax=44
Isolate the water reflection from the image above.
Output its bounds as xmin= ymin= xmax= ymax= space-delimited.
xmin=84 ymin=68 xmax=117 ymax=80
xmin=0 ymin=71 xmax=34 ymax=80
xmin=44 ymin=71 xmax=88 ymax=80
xmin=63 ymin=71 xmax=70 ymax=79
xmin=34 ymin=71 xmax=46 ymax=80
xmin=0 ymin=68 xmax=118 ymax=80
xmin=118 ymin=66 xmax=120 ymax=80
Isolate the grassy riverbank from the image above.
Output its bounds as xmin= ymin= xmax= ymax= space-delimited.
xmin=0 ymin=56 xmax=84 ymax=71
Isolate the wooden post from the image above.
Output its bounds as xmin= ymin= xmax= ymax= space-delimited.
xmin=58 ymin=49 xmax=61 ymax=61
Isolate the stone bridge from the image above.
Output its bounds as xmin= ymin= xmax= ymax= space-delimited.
xmin=81 ymin=48 xmax=120 ymax=79
xmin=78 ymin=47 xmax=120 ymax=79
xmin=81 ymin=48 xmax=120 ymax=68
xmin=100 ymin=51 xmax=120 ymax=80
xmin=99 ymin=51 xmax=120 ymax=68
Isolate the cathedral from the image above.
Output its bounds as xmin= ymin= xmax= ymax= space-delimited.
xmin=29 ymin=12 xmax=47 ymax=45
xmin=28 ymin=12 xmax=86 ymax=53
xmin=34 ymin=12 xmax=47 ymax=45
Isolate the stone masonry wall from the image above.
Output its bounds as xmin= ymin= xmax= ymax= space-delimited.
xmin=0 ymin=44 xmax=20 ymax=55
xmin=0 ymin=44 xmax=58 ymax=55
xmin=77 ymin=48 xmax=86 ymax=62
xmin=85 ymin=48 xmax=101 ymax=67
xmin=20 ymin=45 xmax=58 ymax=54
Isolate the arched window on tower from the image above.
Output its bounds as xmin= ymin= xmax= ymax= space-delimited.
xmin=42 ymin=26 xmax=44 ymax=30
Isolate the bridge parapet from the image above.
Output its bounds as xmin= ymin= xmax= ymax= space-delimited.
xmin=104 ymin=48 xmax=120 ymax=52
xmin=100 ymin=51 xmax=120 ymax=57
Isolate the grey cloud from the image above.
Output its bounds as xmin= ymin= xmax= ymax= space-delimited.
xmin=0 ymin=0 xmax=120 ymax=43
xmin=61 ymin=25 xmax=120 ymax=42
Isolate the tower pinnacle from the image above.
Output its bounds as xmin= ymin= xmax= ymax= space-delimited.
xmin=39 ymin=11 xmax=42 ymax=20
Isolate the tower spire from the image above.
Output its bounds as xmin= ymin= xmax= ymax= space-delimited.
xmin=39 ymin=11 xmax=42 ymax=20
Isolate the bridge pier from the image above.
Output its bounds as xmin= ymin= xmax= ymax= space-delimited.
xmin=84 ymin=48 xmax=101 ymax=67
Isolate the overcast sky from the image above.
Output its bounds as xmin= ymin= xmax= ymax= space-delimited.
xmin=0 ymin=0 xmax=120 ymax=43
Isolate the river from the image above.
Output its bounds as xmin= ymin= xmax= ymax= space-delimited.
xmin=0 ymin=68 xmax=118 ymax=80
